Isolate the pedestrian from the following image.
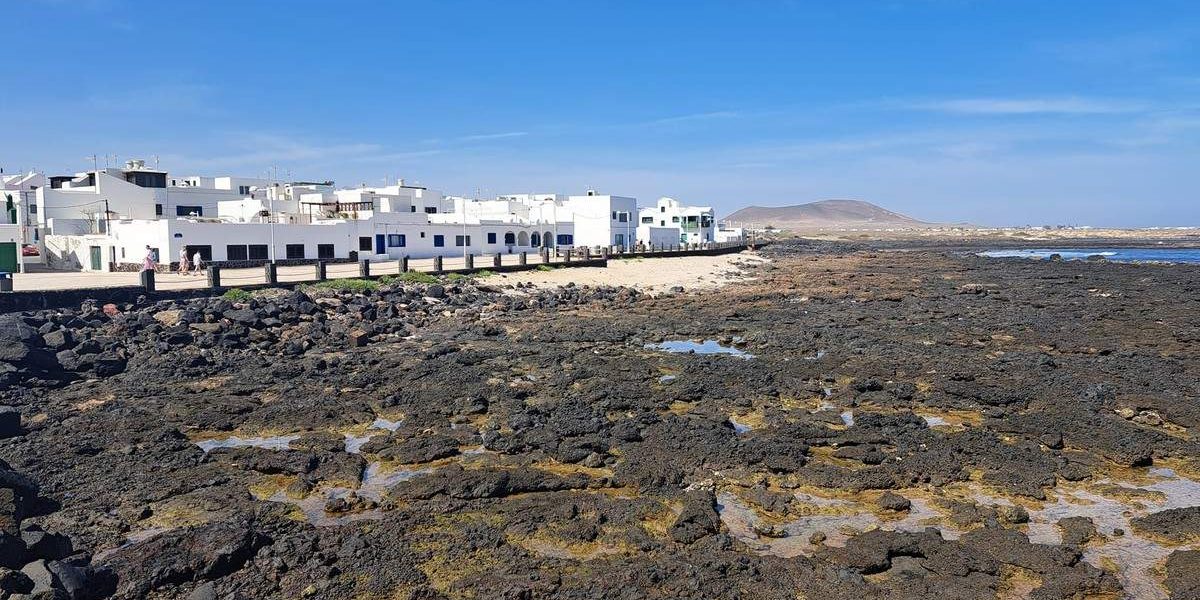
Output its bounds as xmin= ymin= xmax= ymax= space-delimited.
xmin=178 ymin=246 xmax=190 ymax=274
xmin=142 ymin=245 xmax=156 ymax=272
xmin=191 ymin=248 xmax=204 ymax=275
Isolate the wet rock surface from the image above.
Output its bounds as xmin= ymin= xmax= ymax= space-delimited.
xmin=2 ymin=241 xmax=1199 ymax=598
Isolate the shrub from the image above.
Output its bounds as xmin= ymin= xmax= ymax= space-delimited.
xmin=312 ymin=278 xmax=379 ymax=292
xmin=446 ymin=273 xmax=469 ymax=282
xmin=535 ymin=264 xmax=554 ymax=272
xmin=475 ymin=270 xmax=496 ymax=278
xmin=394 ymin=271 xmax=438 ymax=284
xmin=222 ymin=288 xmax=252 ymax=302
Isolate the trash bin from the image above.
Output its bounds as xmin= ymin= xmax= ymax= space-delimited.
xmin=0 ymin=272 xmax=12 ymax=293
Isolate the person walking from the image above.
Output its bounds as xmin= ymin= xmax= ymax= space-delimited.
xmin=141 ymin=245 xmax=157 ymax=272
xmin=178 ymin=246 xmax=191 ymax=275
xmin=191 ymin=248 xmax=204 ymax=275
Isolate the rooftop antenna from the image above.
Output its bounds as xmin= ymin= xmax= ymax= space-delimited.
xmin=153 ymin=154 xmax=160 ymax=169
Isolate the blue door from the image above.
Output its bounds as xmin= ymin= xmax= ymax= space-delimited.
xmin=375 ymin=234 xmax=385 ymax=254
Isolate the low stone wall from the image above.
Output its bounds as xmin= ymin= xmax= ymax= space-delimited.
xmin=111 ymin=256 xmax=358 ymax=273
xmin=0 ymin=257 xmax=610 ymax=313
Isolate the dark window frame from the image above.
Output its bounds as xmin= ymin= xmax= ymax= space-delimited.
xmin=285 ymin=244 xmax=305 ymax=259
xmin=226 ymin=245 xmax=248 ymax=261
xmin=248 ymin=245 xmax=269 ymax=260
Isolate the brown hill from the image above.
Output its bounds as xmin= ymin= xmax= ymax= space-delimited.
xmin=724 ymin=199 xmax=933 ymax=230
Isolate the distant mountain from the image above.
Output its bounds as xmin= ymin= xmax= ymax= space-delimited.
xmin=723 ymin=199 xmax=933 ymax=230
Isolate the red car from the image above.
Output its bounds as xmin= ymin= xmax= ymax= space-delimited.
xmin=21 ymin=245 xmax=39 ymax=256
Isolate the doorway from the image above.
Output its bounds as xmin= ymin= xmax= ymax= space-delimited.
xmin=89 ymin=246 xmax=102 ymax=271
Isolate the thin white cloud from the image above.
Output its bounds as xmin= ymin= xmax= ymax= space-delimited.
xmin=457 ymin=131 xmax=528 ymax=142
xmin=648 ymin=111 xmax=741 ymax=125
xmin=905 ymin=97 xmax=1147 ymax=115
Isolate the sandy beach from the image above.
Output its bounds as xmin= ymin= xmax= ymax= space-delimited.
xmin=492 ymin=251 xmax=768 ymax=294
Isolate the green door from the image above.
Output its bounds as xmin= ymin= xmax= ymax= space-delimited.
xmin=90 ymin=246 xmax=102 ymax=271
xmin=0 ymin=242 xmax=16 ymax=272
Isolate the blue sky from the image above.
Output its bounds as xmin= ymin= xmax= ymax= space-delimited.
xmin=4 ymin=0 xmax=1199 ymax=226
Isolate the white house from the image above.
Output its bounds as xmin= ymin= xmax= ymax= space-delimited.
xmin=36 ymin=160 xmax=263 ymax=236
xmin=637 ymin=197 xmax=715 ymax=246
xmin=2 ymin=171 xmax=42 ymax=247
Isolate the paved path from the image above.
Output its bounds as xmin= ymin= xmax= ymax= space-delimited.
xmin=10 ymin=253 xmax=540 ymax=292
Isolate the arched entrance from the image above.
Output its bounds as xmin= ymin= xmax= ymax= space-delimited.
xmin=517 ymin=231 xmax=529 ymax=246
xmin=543 ymin=231 xmax=553 ymax=247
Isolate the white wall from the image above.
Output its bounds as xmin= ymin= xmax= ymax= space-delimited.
xmin=0 ymin=224 xmax=18 ymax=244
xmin=635 ymin=225 xmax=678 ymax=248
xmin=563 ymin=194 xmax=637 ymax=249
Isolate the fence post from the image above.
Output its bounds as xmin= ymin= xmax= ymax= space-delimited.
xmin=207 ymin=265 xmax=221 ymax=289
xmin=433 ymin=256 xmax=443 ymax=272
xmin=264 ymin=262 xmax=278 ymax=284
xmin=582 ymin=247 xmax=591 ymax=260
xmin=359 ymin=259 xmax=371 ymax=278
xmin=519 ymin=252 xmax=527 ymax=266
xmin=140 ymin=269 xmax=155 ymax=292
xmin=316 ymin=261 xmax=327 ymax=281
xmin=493 ymin=254 xmax=502 ymax=268
xmin=464 ymin=254 xmax=474 ymax=270
xmin=399 ymin=256 xmax=409 ymax=273
xmin=565 ymin=248 xmax=573 ymax=262
xmin=541 ymin=248 xmax=549 ymax=263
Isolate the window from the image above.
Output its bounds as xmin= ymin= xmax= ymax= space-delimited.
xmin=127 ymin=172 xmax=166 ymax=188
xmin=660 ymin=206 xmax=666 ymax=212
xmin=318 ymin=244 xmax=334 ymax=259
xmin=420 ymin=231 xmax=425 ymax=238
xmin=28 ymin=203 xmax=36 ymax=214
xmin=641 ymin=216 xmax=653 ymax=224
xmin=226 ymin=245 xmax=248 ymax=261
xmin=358 ymin=237 xmax=373 ymax=251
xmin=612 ymin=211 xmax=617 ymax=220
xmin=190 ymin=245 xmax=213 ymax=262
xmin=455 ymin=235 xmax=471 ymax=247
xmin=285 ymin=244 xmax=305 ymax=259
xmin=176 ymin=205 xmax=203 ymax=217
xmin=387 ymin=234 xmax=405 ymax=247
xmin=617 ymin=212 xmax=629 ymax=223
xmin=155 ymin=204 xmax=162 ymax=216
xmin=503 ymin=232 xmax=515 ymax=245
xmin=615 ymin=233 xmax=625 ymax=246
xmin=556 ymin=234 xmax=573 ymax=245
xmin=661 ymin=220 xmax=665 ymax=226
xmin=248 ymin=245 xmax=268 ymax=260
xmin=701 ymin=216 xmax=713 ymax=228
xmin=410 ymin=206 xmax=416 ymax=212
xmin=238 ymin=185 xmax=251 ymax=195
xmin=487 ymin=232 xmax=497 ymax=244
xmin=671 ymin=216 xmax=679 ymax=223
xmin=424 ymin=206 xmax=438 ymax=214
xmin=433 ymin=234 xmax=444 ymax=247
xmin=531 ymin=233 xmax=540 ymax=247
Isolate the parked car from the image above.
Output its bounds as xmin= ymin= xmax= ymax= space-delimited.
xmin=22 ymin=245 xmax=39 ymax=256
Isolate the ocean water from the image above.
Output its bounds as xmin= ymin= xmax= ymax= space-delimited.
xmin=646 ymin=340 xmax=755 ymax=359
xmin=979 ymin=248 xmax=1200 ymax=264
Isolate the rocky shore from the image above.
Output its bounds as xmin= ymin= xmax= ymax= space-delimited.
xmin=2 ymin=240 xmax=1199 ymax=599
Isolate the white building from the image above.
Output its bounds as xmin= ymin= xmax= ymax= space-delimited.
xmin=637 ymin=197 xmax=715 ymax=246
xmin=29 ymin=159 xmax=740 ymax=272
xmin=2 ymin=171 xmax=42 ymax=247
xmin=35 ymin=160 xmax=265 ymax=236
